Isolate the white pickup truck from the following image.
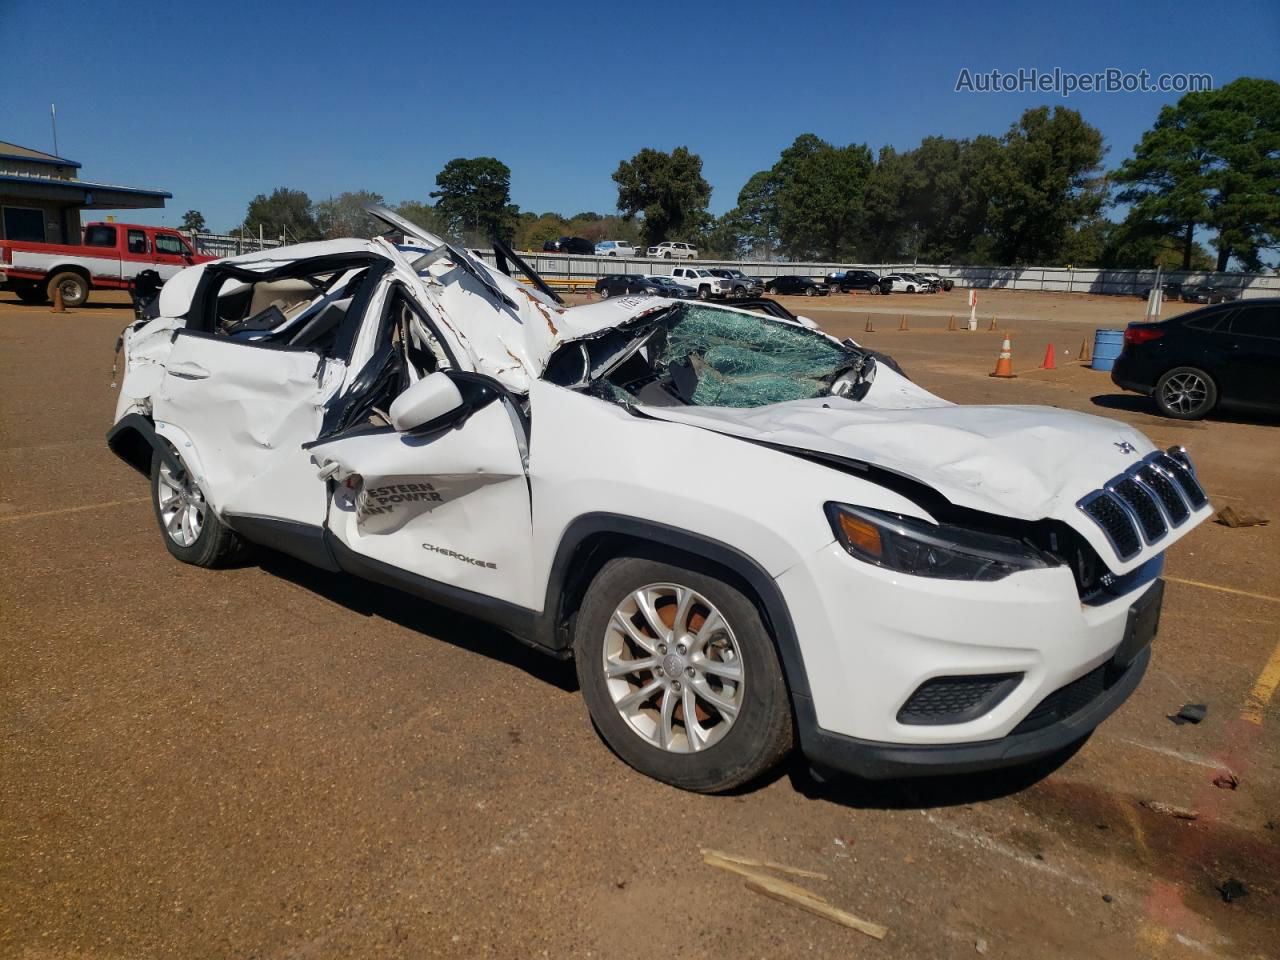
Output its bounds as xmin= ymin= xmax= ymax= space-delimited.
xmin=668 ymin=267 xmax=728 ymax=300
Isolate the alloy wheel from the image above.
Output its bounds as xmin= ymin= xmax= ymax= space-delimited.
xmin=1161 ymin=372 xmax=1209 ymax=415
xmin=601 ymin=582 xmax=744 ymax=753
xmin=156 ymin=460 xmax=206 ymax=546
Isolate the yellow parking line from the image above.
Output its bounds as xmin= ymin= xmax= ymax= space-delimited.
xmin=1164 ymin=575 xmax=1280 ymax=604
xmin=0 ymin=497 xmax=149 ymax=524
xmin=1242 ymin=639 xmax=1280 ymax=726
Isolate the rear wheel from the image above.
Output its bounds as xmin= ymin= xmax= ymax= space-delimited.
xmin=47 ymin=271 xmax=89 ymax=307
xmin=804 ymin=286 xmax=816 ymax=297
xmin=1155 ymin=366 xmax=1217 ymax=420
xmin=574 ymin=556 xmax=793 ymax=793
xmin=664 ymin=252 xmax=673 ymax=259
xmin=150 ymin=446 xmax=248 ymax=567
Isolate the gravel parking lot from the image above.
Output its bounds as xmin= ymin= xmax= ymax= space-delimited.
xmin=3 ymin=289 xmax=1277 ymax=959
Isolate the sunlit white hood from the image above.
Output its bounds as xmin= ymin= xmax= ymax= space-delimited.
xmin=632 ymin=397 xmax=1206 ymax=573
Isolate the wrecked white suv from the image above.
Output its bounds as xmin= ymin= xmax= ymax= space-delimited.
xmin=108 ymin=206 xmax=1211 ymax=793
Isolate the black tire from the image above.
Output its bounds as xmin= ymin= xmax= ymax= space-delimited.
xmin=1154 ymin=366 xmax=1218 ymax=420
xmin=599 ymin=287 xmax=611 ymax=299
xmin=14 ymin=283 xmax=47 ymax=305
xmin=664 ymin=252 xmax=672 ymax=259
xmin=905 ymin=285 xmax=915 ymax=294
xmin=48 ymin=271 xmax=89 ymax=307
xmin=804 ymin=286 xmax=816 ymax=297
xmin=697 ymin=286 xmax=710 ymax=300
xmin=767 ymin=285 xmax=778 ymax=296
xmin=574 ymin=556 xmax=794 ymax=793
xmin=150 ymin=447 xmax=248 ymax=567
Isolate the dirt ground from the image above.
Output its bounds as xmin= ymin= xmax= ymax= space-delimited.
xmin=2 ymin=288 xmax=1278 ymax=959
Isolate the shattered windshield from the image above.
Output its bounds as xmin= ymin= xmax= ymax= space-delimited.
xmin=574 ymin=303 xmax=863 ymax=408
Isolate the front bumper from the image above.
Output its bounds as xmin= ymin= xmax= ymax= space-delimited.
xmin=795 ymin=644 xmax=1149 ymax=779
xmin=776 ymin=541 xmax=1162 ymax=778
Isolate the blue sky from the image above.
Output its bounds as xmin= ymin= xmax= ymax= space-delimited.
xmin=3 ymin=0 xmax=1277 ymax=234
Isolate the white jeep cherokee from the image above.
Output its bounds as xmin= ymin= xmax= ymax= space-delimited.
xmin=107 ymin=206 xmax=1210 ymax=792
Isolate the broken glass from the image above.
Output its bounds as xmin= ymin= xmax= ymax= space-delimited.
xmin=634 ymin=304 xmax=859 ymax=408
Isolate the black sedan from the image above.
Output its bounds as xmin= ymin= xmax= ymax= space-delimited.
xmin=763 ymin=275 xmax=829 ymax=297
xmin=595 ymin=274 xmax=664 ymax=298
xmin=1180 ymin=284 xmax=1236 ymax=304
xmin=1110 ymin=299 xmax=1280 ymax=419
xmin=543 ymin=236 xmax=595 ymax=255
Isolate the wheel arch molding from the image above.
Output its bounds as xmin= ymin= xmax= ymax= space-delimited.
xmin=106 ymin=413 xmax=185 ymax=478
xmin=539 ymin=513 xmax=812 ymax=699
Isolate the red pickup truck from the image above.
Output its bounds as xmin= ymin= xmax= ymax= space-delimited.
xmin=1 ymin=222 xmax=213 ymax=307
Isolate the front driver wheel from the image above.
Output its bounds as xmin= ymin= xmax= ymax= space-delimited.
xmin=151 ymin=446 xmax=248 ymax=567
xmin=804 ymin=286 xmax=816 ymax=297
xmin=767 ymin=286 xmax=778 ymax=296
xmin=599 ymin=287 xmax=611 ymax=299
xmin=574 ymin=556 xmax=793 ymax=793
xmin=1155 ymin=366 xmax=1217 ymax=420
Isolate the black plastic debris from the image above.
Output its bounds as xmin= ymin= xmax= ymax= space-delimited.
xmin=1169 ymin=703 xmax=1207 ymax=725
xmin=1102 ymin=894 xmax=1113 ymax=904
xmin=1217 ymin=879 xmax=1248 ymax=903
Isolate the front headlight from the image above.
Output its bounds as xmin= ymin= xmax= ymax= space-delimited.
xmin=825 ymin=503 xmax=1053 ymax=582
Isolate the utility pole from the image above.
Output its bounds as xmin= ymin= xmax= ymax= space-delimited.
xmin=50 ymin=103 xmax=59 ymax=156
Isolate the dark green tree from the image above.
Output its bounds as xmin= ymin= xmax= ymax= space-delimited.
xmin=180 ymin=209 xmax=206 ymax=233
xmin=243 ymin=187 xmax=319 ymax=242
xmin=612 ymin=147 xmax=712 ymax=248
xmin=987 ymin=106 xmax=1107 ymax=264
xmin=430 ymin=157 xmax=518 ymax=244
xmin=1115 ymin=77 xmax=1280 ymax=271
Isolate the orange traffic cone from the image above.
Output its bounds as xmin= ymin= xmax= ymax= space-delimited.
xmin=1079 ymin=338 xmax=1092 ymax=363
xmin=52 ymin=283 xmax=66 ymax=314
xmin=864 ymin=317 xmax=874 ymax=333
xmin=988 ymin=314 xmax=998 ymax=331
xmin=899 ymin=314 xmax=908 ymax=331
xmin=947 ymin=314 xmax=957 ymax=331
xmin=1042 ymin=343 xmax=1057 ymax=370
xmin=989 ymin=336 xmax=1016 ymax=378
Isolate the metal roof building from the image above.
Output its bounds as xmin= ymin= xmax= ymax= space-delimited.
xmin=0 ymin=140 xmax=171 ymax=244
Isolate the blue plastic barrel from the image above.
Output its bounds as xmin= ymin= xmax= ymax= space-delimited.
xmin=1091 ymin=329 xmax=1125 ymax=371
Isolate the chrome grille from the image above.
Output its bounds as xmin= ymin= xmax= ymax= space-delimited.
xmin=1076 ymin=447 xmax=1207 ymax=561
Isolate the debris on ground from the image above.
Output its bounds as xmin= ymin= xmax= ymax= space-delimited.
xmin=1102 ymin=894 xmax=1114 ymax=904
xmin=1212 ymin=772 xmax=1240 ymax=790
xmin=975 ymin=937 xmax=989 ymax=954
xmin=700 ymin=848 xmax=829 ymax=880
xmin=1217 ymin=878 xmax=1249 ymax=903
xmin=1169 ymin=703 xmax=1208 ymax=725
xmin=703 ymin=850 xmax=887 ymax=940
xmin=1214 ymin=506 xmax=1269 ymax=528
xmin=1140 ymin=800 xmax=1200 ymax=821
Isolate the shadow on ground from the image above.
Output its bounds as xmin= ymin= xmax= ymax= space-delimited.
xmin=256 ymin=550 xmax=579 ymax=693
xmin=782 ymin=737 xmax=1087 ymax=810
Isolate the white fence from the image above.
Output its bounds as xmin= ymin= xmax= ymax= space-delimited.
xmin=188 ymin=232 xmax=283 ymax=259
xmin=478 ymin=251 xmax=1280 ymax=299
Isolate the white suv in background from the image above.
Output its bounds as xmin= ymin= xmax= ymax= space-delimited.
xmin=647 ymin=241 xmax=698 ymax=259
xmin=595 ymin=240 xmax=636 ymax=257
xmin=669 ymin=267 xmax=727 ymax=299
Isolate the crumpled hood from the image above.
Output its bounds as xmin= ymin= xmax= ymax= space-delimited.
xmin=635 ymin=397 xmax=1158 ymax=523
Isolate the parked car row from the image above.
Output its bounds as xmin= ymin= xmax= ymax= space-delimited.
xmin=541 ymin=237 xmax=701 ymax=259
xmin=823 ymin=270 xmax=956 ymax=295
xmin=1137 ymin=281 xmax=1240 ymax=305
xmin=595 ymin=268 xmax=765 ymax=301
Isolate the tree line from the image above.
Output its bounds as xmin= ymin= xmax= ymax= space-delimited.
xmin=195 ymin=76 xmax=1277 ymax=271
